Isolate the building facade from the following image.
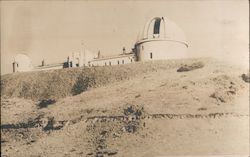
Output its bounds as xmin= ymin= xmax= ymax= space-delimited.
xmin=89 ymin=53 xmax=135 ymax=66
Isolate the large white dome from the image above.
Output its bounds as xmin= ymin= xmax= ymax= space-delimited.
xmin=134 ymin=16 xmax=188 ymax=61
xmin=136 ymin=16 xmax=188 ymax=46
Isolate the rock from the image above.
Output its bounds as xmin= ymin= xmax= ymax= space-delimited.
xmin=96 ymin=149 xmax=118 ymax=156
xmin=177 ymin=62 xmax=204 ymax=72
xmin=107 ymin=150 xmax=118 ymax=156
xmin=198 ymin=107 xmax=207 ymax=111
xmin=38 ymin=99 xmax=56 ymax=108
xmin=210 ymin=92 xmax=226 ymax=103
xmin=86 ymin=152 xmax=93 ymax=156
xmin=241 ymin=73 xmax=250 ymax=83
xmin=135 ymin=94 xmax=141 ymax=98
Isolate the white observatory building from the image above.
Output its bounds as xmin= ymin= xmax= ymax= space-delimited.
xmin=12 ymin=16 xmax=188 ymax=73
xmin=134 ymin=16 xmax=188 ymax=61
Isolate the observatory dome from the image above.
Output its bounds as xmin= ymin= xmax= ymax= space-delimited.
xmin=14 ymin=54 xmax=33 ymax=72
xmin=135 ymin=16 xmax=188 ymax=61
xmin=137 ymin=17 xmax=187 ymax=45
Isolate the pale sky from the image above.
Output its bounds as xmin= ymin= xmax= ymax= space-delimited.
xmin=1 ymin=0 xmax=249 ymax=74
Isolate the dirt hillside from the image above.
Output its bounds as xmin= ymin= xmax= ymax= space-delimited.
xmin=1 ymin=58 xmax=216 ymax=100
xmin=1 ymin=58 xmax=249 ymax=157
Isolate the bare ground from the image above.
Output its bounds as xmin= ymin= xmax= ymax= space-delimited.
xmin=1 ymin=58 xmax=249 ymax=157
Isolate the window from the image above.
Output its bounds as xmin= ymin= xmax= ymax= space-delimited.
xmin=105 ymin=62 xmax=107 ymax=66
xmin=76 ymin=58 xmax=80 ymax=67
xmin=122 ymin=60 xmax=124 ymax=64
xmin=150 ymin=53 xmax=153 ymax=59
xmin=117 ymin=60 xmax=119 ymax=65
xmin=153 ymin=18 xmax=161 ymax=34
xmin=109 ymin=62 xmax=111 ymax=66
xmin=131 ymin=59 xmax=133 ymax=62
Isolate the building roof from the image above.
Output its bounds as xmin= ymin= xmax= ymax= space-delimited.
xmin=91 ymin=53 xmax=134 ymax=62
xmin=136 ymin=16 xmax=188 ymax=46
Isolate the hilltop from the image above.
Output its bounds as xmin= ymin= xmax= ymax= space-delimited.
xmin=0 ymin=58 xmax=221 ymax=100
xmin=1 ymin=58 xmax=249 ymax=157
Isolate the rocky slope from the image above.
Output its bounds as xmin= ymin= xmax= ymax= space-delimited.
xmin=1 ymin=58 xmax=249 ymax=157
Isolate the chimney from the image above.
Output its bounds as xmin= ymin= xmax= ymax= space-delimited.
xmin=123 ymin=47 xmax=126 ymax=54
xmin=12 ymin=62 xmax=16 ymax=73
xmin=67 ymin=56 xmax=70 ymax=68
xmin=42 ymin=59 xmax=45 ymax=66
xmin=98 ymin=50 xmax=101 ymax=59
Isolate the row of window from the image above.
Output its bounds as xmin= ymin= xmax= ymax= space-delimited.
xmin=90 ymin=58 xmax=134 ymax=67
xmin=104 ymin=59 xmax=133 ymax=66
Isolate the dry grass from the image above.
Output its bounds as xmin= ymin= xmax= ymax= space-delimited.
xmin=1 ymin=58 xmax=213 ymax=100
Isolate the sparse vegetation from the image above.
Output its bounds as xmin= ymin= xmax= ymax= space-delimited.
xmin=2 ymin=58 xmax=209 ymax=100
xmin=1 ymin=58 xmax=249 ymax=156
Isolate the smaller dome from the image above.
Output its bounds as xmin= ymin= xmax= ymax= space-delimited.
xmin=14 ymin=53 xmax=33 ymax=71
xmin=137 ymin=16 xmax=187 ymax=46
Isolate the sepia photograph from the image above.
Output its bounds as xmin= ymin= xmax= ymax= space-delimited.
xmin=0 ymin=0 xmax=249 ymax=156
